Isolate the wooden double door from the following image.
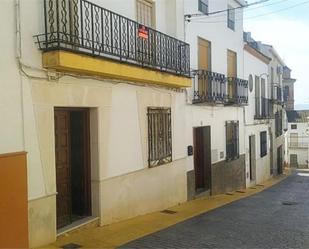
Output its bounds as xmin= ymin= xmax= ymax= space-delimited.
xmin=55 ymin=108 xmax=91 ymax=229
xmin=194 ymin=126 xmax=212 ymax=193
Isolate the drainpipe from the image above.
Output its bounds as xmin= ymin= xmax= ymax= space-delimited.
xmin=15 ymin=0 xmax=25 ymax=150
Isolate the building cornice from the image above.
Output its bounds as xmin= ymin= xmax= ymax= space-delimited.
xmin=244 ymin=43 xmax=271 ymax=64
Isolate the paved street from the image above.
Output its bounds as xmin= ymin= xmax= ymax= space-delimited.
xmin=122 ymin=170 xmax=309 ymax=249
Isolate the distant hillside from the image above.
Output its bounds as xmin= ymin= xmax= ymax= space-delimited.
xmin=295 ymin=104 xmax=309 ymax=111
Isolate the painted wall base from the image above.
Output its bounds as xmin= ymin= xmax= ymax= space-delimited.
xmin=211 ymin=155 xmax=246 ymax=195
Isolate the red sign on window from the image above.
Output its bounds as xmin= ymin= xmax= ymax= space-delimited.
xmin=138 ymin=24 xmax=149 ymax=39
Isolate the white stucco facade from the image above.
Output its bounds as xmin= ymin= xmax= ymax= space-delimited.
xmin=286 ymin=122 xmax=309 ymax=168
xmin=0 ymin=0 xmax=291 ymax=247
xmin=1 ymin=0 xmax=189 ymax=247
xmin=243 ymin=48 xmax=271 ymax=186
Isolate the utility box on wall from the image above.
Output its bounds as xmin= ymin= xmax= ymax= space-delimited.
xmin=0 ymin=152 xmax=29 ymax=248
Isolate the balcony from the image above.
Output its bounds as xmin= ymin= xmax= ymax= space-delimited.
xmin=35 ymin=0 xmax=191 ymax=88
xmin=288 ymin=136 xmax=309 ymax=149
xmin=271 ymin=85 xmax=283 ymax=104
xmin=226 ymin=77 xmax=249 ymax=106
xmin=255 ymin=97 xmax=273 ymax=120
xmin=191 ymin=71 xmax=248 ymax=106
xmin=192 ymin=70 xmax=226 ymax=104
xmin=288 ymin=142 xmax=309 ymax=149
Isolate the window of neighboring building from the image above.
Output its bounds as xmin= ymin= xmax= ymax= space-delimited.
xmin=226 ymin=121 xmax=239 ymax=161
xmin=275 ymin=110 xmax=283 ymax=137
xmin=227 ymin=50 xmax=237 ymax=100
xmin=291 ymin=124 xmax=297 ymax=130
xmin=255 ymin=76 xmax=260 ymax=117
xmin=227 ymin=5 xmax=235 ymax=30
xmin=260 ymin=131 xmax=267 ymax=157
xmin=198 ymin=0 xmax=209 ymax=15
xmin=249 ymin=75 xmax=253 ymax=92
xmin=284 ymin=86 xmax=289 ymax=101
xmin=148 ymin=107 xmax=172 ymax=167
xmin=137 ymin=0 xmax=156 ymax=28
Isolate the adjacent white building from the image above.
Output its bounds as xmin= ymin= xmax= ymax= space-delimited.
xmin=286 ymin=111 xmax=309 ymax=168
xmin=184 ymin=0 xmax=248 ymax=198
xmin=243 ymin=33 xmax=272 ymax=186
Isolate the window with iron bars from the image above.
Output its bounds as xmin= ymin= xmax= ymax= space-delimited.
xmin=226 ymin=121 xmax=239 ymax=161
xmin=260 ymin=131 xmax=267 ymax=157
xmin=148 ymin=107 xmax=172 ymax=167
xmin=198 ymin=0 xmax=209 ymax=15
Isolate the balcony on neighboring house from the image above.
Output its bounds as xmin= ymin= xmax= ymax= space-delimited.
xmin=288 ymin=142 xmax=309 ymax=149
xmin=192 ymin=70 xmax=226 ymax=104
xmin=34 ymin=0 xmax=191 ymax=88
xmin=288 ymin=136 xmax=309 ymax=149
xmin=255 ymin=97 xmax=273 ymax=120
xmin=226 ymin=77 xmax=249 ymax=106
xmin=191 ymin=71 xmax=248 ymax=106
xmin=271 ymin=84 xmax=283 ymax=104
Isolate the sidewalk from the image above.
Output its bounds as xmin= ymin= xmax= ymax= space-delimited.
xmin=42 ymin=172 xmax=289 ymax=249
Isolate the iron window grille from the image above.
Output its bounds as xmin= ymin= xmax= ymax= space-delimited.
xmin=147 ymin=107 xmax=172 ymax=167
xmin=260 ymin=131 xmax=267 ymax=157
xmin=198 ymin=0 xmax=209 ymax=15
xmin=34 ymin=0 xmax=190 ymax=77
xmin=226 ymin=121 xmax=239 ymax=161
xmin=227 ymin=5 xmax=235 ymax=30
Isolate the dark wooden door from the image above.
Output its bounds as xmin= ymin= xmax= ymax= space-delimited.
xmin=194 ymin=126 xmax=211 ymax=192
xmin=70 ymin=111 xmax=91 ymax=218
xmin=55 ymin=110 xmax=71 ymax=229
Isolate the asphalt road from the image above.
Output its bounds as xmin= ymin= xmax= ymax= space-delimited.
xmin=122 ymin=170 xmax=309 ymax=249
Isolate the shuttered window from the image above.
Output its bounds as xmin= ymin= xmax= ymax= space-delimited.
xmin=226 ymin=121 xmax=239 ymax=161
xmin=137 ymin=0 xmax=155 ymax=28
xmin=198 ymin=0 xmax=209 ymax=15
xmin=148 ymin=107 xmax=172 ymax=167
xmin=260 ymin=131 xmax=267 ymax=157
xmin=275 ymin=111 xmax=283 ymax=137
xmin=227 ymin=5 xmax=235 ymax=30
xmin=255 ymin=76 xmax=260 ymax=117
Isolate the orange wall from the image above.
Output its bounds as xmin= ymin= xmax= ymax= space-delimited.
xmin=0 ymin=152 xmax=28 ymax=248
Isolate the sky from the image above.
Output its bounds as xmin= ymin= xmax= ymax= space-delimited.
xmin=244 ymin=0 xmax=309 ymax=109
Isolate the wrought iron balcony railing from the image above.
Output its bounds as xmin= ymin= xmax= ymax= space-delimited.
xmin=192 ymin=70 xmax=226 ymax=104
xmin=35 ymin=0 xmax=190 ymax=77
xmin=255 ymin=97 xmax=273 ymax=119
xmin=226 ymin=77 xmax=249 ymax=105
xmin=288 ymin=142 xmax=309 ymax=149
xmin=192 ymin=71 xmax=248 ymax=106
xmin=271 ymin=85 xmax=283 ymax=103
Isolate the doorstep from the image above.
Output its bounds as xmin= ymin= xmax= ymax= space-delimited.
xmin=57 ymin=217 xmax=99 ymax=237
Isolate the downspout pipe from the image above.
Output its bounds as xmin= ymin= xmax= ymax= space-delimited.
xmin=15 ymin=0 xmax=25 ymax=150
